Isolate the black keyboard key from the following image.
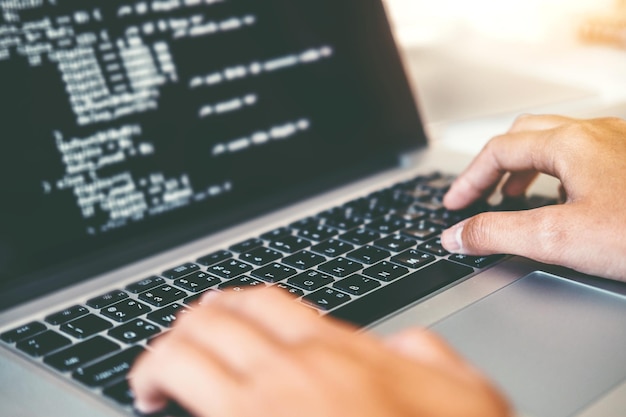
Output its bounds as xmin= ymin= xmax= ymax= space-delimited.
xmin=333 ymin=274 xmax=381 ymax=296
xmin=139 ymin=285 xmax=187 ymax=307
xmin=401 ymin=220 xmax=442 ymax=241
xmin=346 ymin=245 xmax=390 ymax=265
xmin=1 ymin=321 xmax=47 ymax=343
xmin=282 ymin=250 xmax=326 ymax=270
xmin=208 ymin=259 xmax=254 ymax=279
xmin=366 ymin=216 xmax=407 ymax=234
xmin=316 ymin=207 xmax=347 ymax=220
xmin=297 ymin=225 xmax=337 ymax=242
xmin=373 ymin=234 xmax=417 ymax=252
xmin=391 ymin=249 xmax=436 ymax=269
xmin=413 ymin=201 xmax=445 ymax=212
xmin=426 ymin=176 xmax=455 ymax=190
xmin=395 ymin=208 xmax=427 ymax=222
xmin=288 ymin=270 xmax=335 ymax=291
xmin=87 ymin=290 xmax=128 ymax=309
xmin=428 ymin=211 xmax=464 ymax=228
xmin=45 ymin=306 xmax=90 ymax=326
xmin=274 ymin=283 xmax=305 ymax=298
xmin=229 ymin=238 xmax=263 ymax=253
xmin=302 ymin=288 xmax=351 ymax=311
xmin=147 ymin=303 xmax=190 ymax=328
xmin=449 ymin=254 xmax=505 ymax=269
xmin=16 ymin=330 xmax=71 ymax=357
xmin=108 ymin=319 xmax=161 ymax=344
xmin=161 ymin=263 xmax=200 ymax=280
xmin=219 ymin=276 xmax=265 ymax=292
xmin=363 ymin=261 xmax=410 ymax=282
xmin=125 ymin=276 xmax=166 ymax=294
xmin=73 ymin=346 xmax=144 ymax=387
xmin=251 ymin=263 xmax=297 ymax=283
xmin=240 ymin=247 xmax=282 ymax=266
xmin=103 ymin=379 xmax=135 ymax=406
xmin=184 ymin=291 xmax=205 ymax=306
xmin=183 ymin=289 xmax=220 ymax=307
xmin=260 ymin=227 xmax=292 ymax=241
xmin=61 ymin=315 xmax=113 ymax=339
xmin=44 ymin=336 xmax=120 ymax=372
xmin=330 ymin=261 xmax=473 ymax=326
xmin=324 ymin=215 xmax=364 ymax=230
xmin=196 ymin=250 xmax=232 ymax=267
xmin=318 ymin=257 xmax=363 ymax=278
xmin=338 ymin=228 xmax=380 ymax=245
xmin=417 ymin=238 xmax=449 ymax=256
xmin=100 ymin=299 xmax=151 ymax=323
xmin=358 ymin=205 xmax=389 ymax=220
xmin=174 ymin=271 xmax=221 ymax=293
xmin=311 ymin=239 xmax=354 ymax=257
xmin=269 ymin=236 xmax=311 ymax=253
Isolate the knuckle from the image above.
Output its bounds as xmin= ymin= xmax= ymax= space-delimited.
xmin=554 ymin=120 xmax=595 ymax=148
xmin=509 ymin=113 xmax=534 ymax=132
xmin=484 ymin=134 xmax=504 ymax=151
xmin=532 ymin=210 xmax=569 ymax=261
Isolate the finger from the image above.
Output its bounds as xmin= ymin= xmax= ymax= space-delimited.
xmin=440 ymin=205 xmax=567 ymax=264
xmin=130 ymin=336 xmax=238 ymax=417
xmin=173 ymin=302 xmax=285 ymax=374
xmin=200 ymin=288 xmax=354 ymax=343
xmin=500 ymin=171 xmax=540 ymax=198
xmin=443 ymin=129 xmax=560 ymax=210
xmin=507 ymin=113 xmax=573 ymax=133
xmin=385 ymin=328 xmax=467 ymax=368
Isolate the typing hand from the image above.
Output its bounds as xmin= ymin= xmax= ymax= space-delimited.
xmin=130 ymin=288 xmax=509 ymax=417
xmin=441 ymin=115 xmax=626 ymax=281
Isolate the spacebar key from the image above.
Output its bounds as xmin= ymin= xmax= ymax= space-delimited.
xmin=330 ymin=260 xmax=473 ymax=327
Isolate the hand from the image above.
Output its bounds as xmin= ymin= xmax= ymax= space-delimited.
xmin=441 ymin=114 xmax=626 ymax=281
xmin=130 ymin=289 xmax=509 ymax=417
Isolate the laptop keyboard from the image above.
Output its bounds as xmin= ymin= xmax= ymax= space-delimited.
xmin=0 ymin=171 xmax=554 ymax=412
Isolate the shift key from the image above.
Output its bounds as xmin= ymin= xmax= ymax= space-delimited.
xmin=73 ymin=346 xmax=143 ymax=387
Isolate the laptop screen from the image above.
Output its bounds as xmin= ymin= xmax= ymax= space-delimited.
xmin=0 ymin=0 xmax=425 ymax=309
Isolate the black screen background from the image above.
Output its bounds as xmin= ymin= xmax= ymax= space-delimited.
xmin=0 ymin=0 xmax=426 ymax=310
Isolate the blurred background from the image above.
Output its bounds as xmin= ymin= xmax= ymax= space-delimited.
xmin=383 ymin=0 xmax=626 ymax=153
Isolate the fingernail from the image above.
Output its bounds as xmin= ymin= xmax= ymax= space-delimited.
xmin=133 ymin=400 xmax=166 ymax=417
xmin=441 ymin=223 xmax=464 ymax=253
xmin=199 ymin=290 xmax=220 ymax=305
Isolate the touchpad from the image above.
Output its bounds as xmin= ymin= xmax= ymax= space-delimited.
xmin=432 ymin=271 xmax=626 ymax=417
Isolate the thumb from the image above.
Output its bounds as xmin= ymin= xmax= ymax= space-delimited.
xmin=440 ymin=207 xmax=563 ymax=263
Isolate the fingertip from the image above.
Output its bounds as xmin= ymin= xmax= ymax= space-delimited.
xmin=441 ymin=221 xmax=467 ymax=254
xmin=442 ymin=181 xmax=470 ymax=211
xmin=386 ymin=328 xmax=465 ymax=365
xmin=128 ymin=354 xmax=169 ymax=416
xmin=442 ymin=190 xmax=460 ymax=211
xmin=132 ymin=398 xmax=168 ymax=417
xmin=198 ymin=289 xmax=220 ymax=306
xmin=130 ymin=379 xmax=169 ymax=417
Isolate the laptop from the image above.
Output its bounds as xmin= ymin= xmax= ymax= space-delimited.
xmin=1 ymin=1 xmax=626 ymax=416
